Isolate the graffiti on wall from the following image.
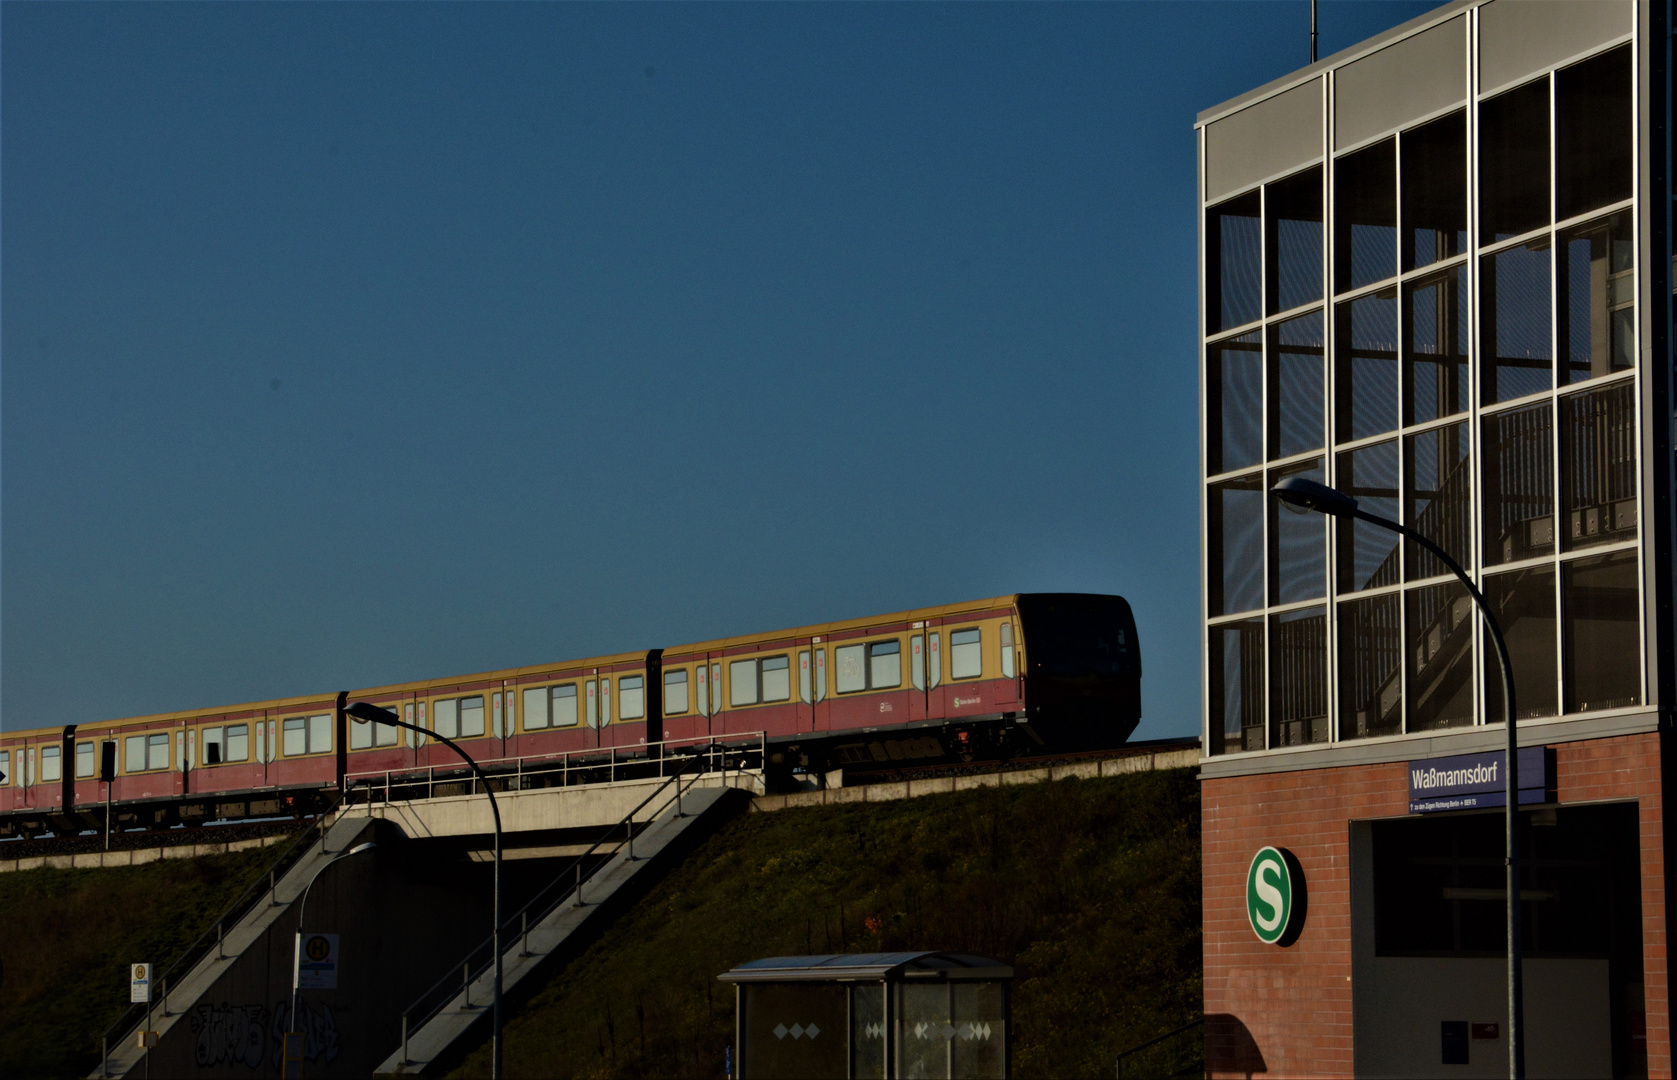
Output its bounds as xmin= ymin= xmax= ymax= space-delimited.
xmin=189 ymin=1002 xmax=266 ymax=1070
xmin=270 ymin=999 xmax=341 ymax=1067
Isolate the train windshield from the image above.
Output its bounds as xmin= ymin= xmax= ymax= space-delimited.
xmin=1018 ymin=594 xmax=1138 ymax=679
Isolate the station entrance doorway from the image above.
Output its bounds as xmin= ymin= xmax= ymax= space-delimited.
xmin=1351 ymin=802 xmax=1645 ymax=1078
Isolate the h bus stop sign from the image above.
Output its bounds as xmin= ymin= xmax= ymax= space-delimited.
xmin=130 ymin=964 xmax=151 ymax=1004
xmin=295 ymin=934 xmax=339 ymax=990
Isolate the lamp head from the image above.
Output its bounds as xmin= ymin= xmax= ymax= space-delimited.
xmin=1271 ymin=475 xmax=1358 ymax=518
xmin=345 ymin=841 xmax=376 ymax=857
xmin=346 ymin=701 xmax=399 ymax=726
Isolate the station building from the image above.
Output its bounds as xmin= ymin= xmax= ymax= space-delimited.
xmin=1196 ymin=1 xmax=1673 ymax=1075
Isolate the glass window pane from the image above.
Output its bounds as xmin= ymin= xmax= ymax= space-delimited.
xmin=729 ymin=659 xmax=759 ymax=706
xmin=553 ymin=684 xmax=578 ymax=727
xmin=1269 ymin=606 xmax=1326 ymax=748
xmin=1269 ymin=459 xmax=1326 ymax=604
xmin=852 ymin=985 xmax=886 ymax=1080
xmin=1404 ymin=265 xmax=1469 ymax=423
xmin=350 ymin=717 xmax=372 ymax=750
xmin=1269 ymin=310 xmax=1324 ymax=459
xmin=1563 ymin=551 xmax=1641 ymax=713
xmin=204 ymin=727 xmax=227 ymax=763
xmin=1267 ymin=165 xmax=1322 ymax=313
xmin=1335 ymin=288 xmax=1399 ymax=441
xmin=664 ymin=669 xmax=688 ymax=715
xmin=900 ymin=983 xmax=951 ymax=1080
xmin=950 ymin=628 xmax=982 ymax=680
xmin=1407 ymin=582 xmax=1475 ymax=732
xmin=77 ymin=742 xmax=95 ymax=777
xmin=433 ymin=698 xmax=458 ymax=738
xmin=1406 ymin=422 xmax=1471 ymax=580
xmin=1208 ymin=191 xmax=1262 ymax=332
xmin=835 ymin=644 xmax=866 ymax=694
xmin=126 ymin=735 xmax=146 ymax=773
xmin=1335 ymin=138 xmax=1396 ymax=292
xmin=1209 ymin=473 xmax=1264 ymax=615
xmin=1207 ymin=330 xmax=1263 ymax=474
xmin=40 ymin=747 xmax=61 ymax=784
xmin=148 ymin=733 xmax=169 ymax=770
xmin=1561 ymin=382 xmax=1638 ymax=550
xmin=951 ymin=981 xmax=1007 ymax=1080
xmin=1209 ymin=619 xmax=1264 ymax=755
xmin=522 ymin=687 xmax=548 ymax=730
xmin=1483 ymin=403 xmax=1555 ymax=566
xmin=283 ymin=718 xmax=307 ymax=757
xmin=1486 ymin=566 xmax=1558 ymax=721
xmin=1000 ymin=622 xmax=1015 ymax=679
xmin=1339 ymin=593 xmax=1402 ymax=740
xmin=1482 ymin=240 xmax=1553 ymax=404
xmin=308 ymin=714 xmax=332 ymax=753
xmin=1336 ymin=440 xmax=1400 ymax=593
xmin=458 ymin=696 xmax=485 ymax=737
xmin=1556 ymin=45 xmax=1631 ymax=222
xmin=226 ymin=725 xmax=248 ymax=762
xmin=1480 ymin=78 xmax=1551 ymax=243
xmin=619 ymin=676 xmax=646 ymax=719
xmin=1560 ymin=211 xmax=1636 ymax=384
xmin=759 ymin=658 xmax=790 ymax=703
xmin=1401 ymin=109 xmax=1466 ymax=270
xmin=869 ymin=640 xmax=902 ymax=689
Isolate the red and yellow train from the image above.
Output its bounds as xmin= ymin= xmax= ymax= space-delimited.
xmin=0 ymin=593 xmax=1140 ymax=838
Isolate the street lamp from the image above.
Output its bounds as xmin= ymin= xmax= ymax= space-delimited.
xmin=346 ymin=700 xmax=504 ymax=1080
xmin=288 ymin=840 xmax=376 ymax=1076
xmin=1270 ymin=474 xmax=1525 ymax=1078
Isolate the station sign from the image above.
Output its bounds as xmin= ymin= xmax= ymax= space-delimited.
xmin=1246 ymin=847 xmax=1304 ymax=946
xmin=294 ymin=933 xmax=339 ymax=990
xmin=130 ymin=963 xmax=151 ymax=1004
xmin=1407 ymin=747 xmax=1553 ymax=814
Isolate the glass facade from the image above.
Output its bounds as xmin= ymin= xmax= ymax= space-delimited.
xmin=1203 ymin=32 xmax=1655 ymax=756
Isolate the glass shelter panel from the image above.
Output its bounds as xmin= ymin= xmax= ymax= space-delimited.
xmin=1483 ymin=403 xmax=1555 ymax=565
xmin=1406 ymin=581 xmax=1475 ymax=731
xmin=951 ymin=982 xmax=1007 ymax=1080
xmin=1401 ymin=109 xmax=1467 ymax=271
xmin=1269 ymin=311 xmax=1325 ymax=460
xmin=1266 ymin=165 xmax=1323 ymax=314
xmin=1334 ymin=138 xmax=1397 ymax=292
xmin=1563 ymin=551 xmax=1641 ymax=714
xmin=740 ymin=983 xmax=847 ymax=1080
xmin=1269 ymin=606 xmax=1328 ymax=748
xmin=1208 ymin=192 xmax=1262 ymax=332
xmin=1335 ymin=289 xmax=1400 ymax=441
xmin=1482 ymin=239 xmax=1554 ymax=404
xmin=1560 ymin=211 xmax=1636 ymax=384
xmin=1207 ymin=330 xmax=1263 ymax=474
xmin=1480 ymin=78 xmax=1551 ymax=244
xmin=1404 ymin=265 xmax=1469 ymax=424
xmin=1555 ymin=45 xmax=1632 ymax=223
xmin=1339 ymin=593 xmax=1402 ymax=740
xmin=1336 ymin=440 xmax=1401 ymax=593
xmin=1486 ymin=565 xmax=1558 ymax=720
xmin=852 ymin=985 xmax=886 ymax=1080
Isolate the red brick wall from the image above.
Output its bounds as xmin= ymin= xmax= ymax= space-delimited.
xmin=1202 ymin=732 xmax=1670 ymax=1079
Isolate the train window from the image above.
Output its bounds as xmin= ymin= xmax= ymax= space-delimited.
xmin=553 ymin=684 xmax=578 ymax=727
xmin=77 ymin=742 xmax=95 ymax=778
xmin=761 ymin=656 xmax=790 ymax=702
xmin=350 ymin=719 xmax=372 ymax=750
xmin=226 ymin=725 xmax=249 ymax=761
xmin=434 ymin=699 xmax=458 ymax=738
xmin=125 ymin=735 xmax=147 ymax=773
xmin=459 ymin=697 xmax=485 ymax=737
xmin=869 ymin=640 xmax=902 ymax=689
xmin=619 ymin=677 xmax=645 ymax=720
xmin=522 ymin=687 xmax=548 ymax=730
xmin=950 ymin=629 xmax=983 ymax=680
xmin=1001 ymin=623 xmax=1016 ymax=678
xmin=835 ymin=645 xmax=867 ymax=693
xmin=147 ymin=733 xmax=169 ymax=770
xmin=283 ymin=718 xmax=307 ymax=756
xmin=0 ymin=751 xmax=8 ymax=785
xmin=664 ymin=669 xmax=689 ymax=715
xmin=710 ymin=664 xmax=723 ymax=714
xmin=40 ymin=746 xmax=61 ymax=784
xmin=730 ymin=659 xmax=759 ymax=707
xmin=205 ymin=727 xmax=226 ymax=762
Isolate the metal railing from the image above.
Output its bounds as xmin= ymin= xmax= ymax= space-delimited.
xmin=1115 ymin=1017 xmax=1203 ymax=1080
xmin=391 ymin=745 xmax=737 ymax=1066
xmin=343 ymin=731 xmax=766 ymax=807
xmin=99 ymin=788 xmax=347 ymax=1078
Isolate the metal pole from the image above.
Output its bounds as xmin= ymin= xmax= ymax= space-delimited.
xmin=1310 ymin=0 xmax=1318 ymax=64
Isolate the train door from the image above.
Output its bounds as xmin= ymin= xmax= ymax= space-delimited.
xmin=996 ymin=618 xmax=1020 ymax=704
xmin=803 ymin=641 xmax=829 ymax=731
xmin=695 ymin=656 xmax=722 ymax=737
xmin=909 ymin=622 xmax=942 ymax=722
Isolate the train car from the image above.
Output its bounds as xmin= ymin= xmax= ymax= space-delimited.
xmin=660 ymin=592 xmax=1140 ymax=783
xmin=0 ymin=592 xmax=1139 ymax=835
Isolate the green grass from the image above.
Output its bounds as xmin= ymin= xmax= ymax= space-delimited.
xmin=0 ymin=844 xmax=282 ymax=1079
xmin=447 ymin=767 xmax=1201 ymax=1079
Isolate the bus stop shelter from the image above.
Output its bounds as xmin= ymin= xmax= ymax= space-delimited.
xmin=718 ymin=951 xmax=1012 ymax=1079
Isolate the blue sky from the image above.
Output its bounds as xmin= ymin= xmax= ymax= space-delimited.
xmin=1 ymin=1 xmax=1434 ymax=737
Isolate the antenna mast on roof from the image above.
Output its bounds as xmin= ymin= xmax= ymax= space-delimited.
xmin=1310 ymin=0 xmax=1318 ymax=63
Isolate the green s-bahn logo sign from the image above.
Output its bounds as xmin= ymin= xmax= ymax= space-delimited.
xmin=1246 ymin=846 xmax=1304 ymax=945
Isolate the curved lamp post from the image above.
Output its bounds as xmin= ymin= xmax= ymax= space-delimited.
xmin=345 ymin=701 xmax=503 ymax=1080
xmin=1271 ymin=475 xmax=1524 ymax=1078
xmin=290 ymin=839 xmax=376 ymax=1063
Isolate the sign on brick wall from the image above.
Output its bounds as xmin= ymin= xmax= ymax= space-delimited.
xmin=1407 ymin=747 xmax=1553 ymax=813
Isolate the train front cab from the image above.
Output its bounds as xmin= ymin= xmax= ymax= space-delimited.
xmin=1013 ymin=592 xmax=1142 ymax=748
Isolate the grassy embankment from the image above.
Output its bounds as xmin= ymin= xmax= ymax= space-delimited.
xmin=0 ymin=844 xmax=280 ymax=1079
xmin=448 ymin=767 xmax=1200 ymax=1079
